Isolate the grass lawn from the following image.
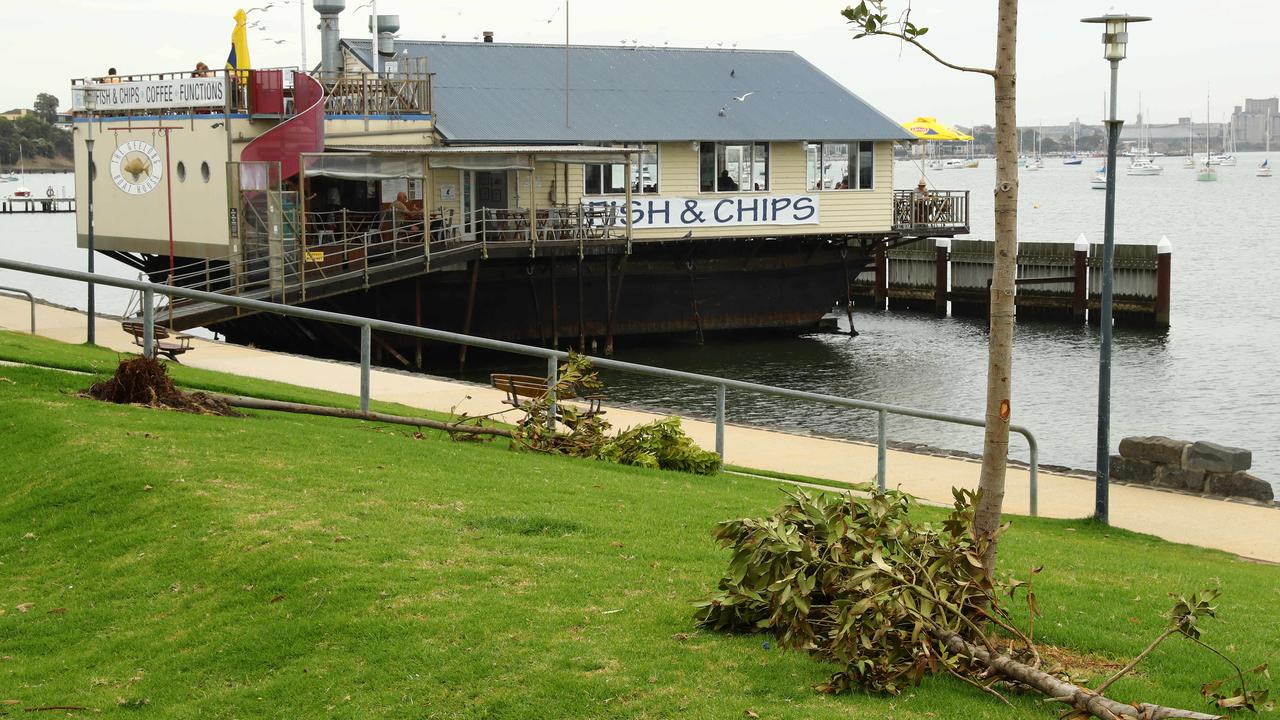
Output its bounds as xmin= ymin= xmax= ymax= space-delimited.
xmin=1 ymin=331 xmax=1277 ymax=718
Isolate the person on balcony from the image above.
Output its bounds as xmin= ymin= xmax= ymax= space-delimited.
xmin=391 ymin=191 xmax=423 ymax=240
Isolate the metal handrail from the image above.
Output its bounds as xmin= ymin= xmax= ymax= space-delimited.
xmin=0 ymin=286 xmax=35 ymax=333
xmin=0 ymin=258 xmax=1039 ymax=515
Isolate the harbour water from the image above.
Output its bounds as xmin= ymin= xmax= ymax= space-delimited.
xmin=3 ymin=158 xmax=1279 ymax=492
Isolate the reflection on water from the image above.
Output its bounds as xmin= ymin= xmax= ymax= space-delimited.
xmin=5 ymin=161 xmax=1280 ymax=493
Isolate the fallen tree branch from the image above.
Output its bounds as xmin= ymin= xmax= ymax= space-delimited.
xmin=211 ymin=394 xmax=512 ymax=438
xmin=936 ymin=630 xmax=1223 ymax=720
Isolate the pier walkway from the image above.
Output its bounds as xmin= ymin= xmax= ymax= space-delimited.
xmin=2 ymin=295 xmax=1276 ymax=564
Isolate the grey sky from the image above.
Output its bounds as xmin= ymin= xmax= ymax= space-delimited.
xmin=4 ymin=1 xmax=1275 ymax=127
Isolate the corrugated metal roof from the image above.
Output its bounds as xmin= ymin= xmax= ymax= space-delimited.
xmin=343 ymin=40 xmax=913 ymax=144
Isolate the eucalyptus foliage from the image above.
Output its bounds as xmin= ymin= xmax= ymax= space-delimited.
xmin=696 ymin=487 xmax=1007 ymax=694
xmin=510 ymin=353 xmax=721 ymax=475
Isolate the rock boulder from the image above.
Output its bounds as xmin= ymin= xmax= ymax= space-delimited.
xmin=1203 ymin=472 xmax=1274 ymax=502
xmin=1153 ymin=465 xmax=1205 ymax=493
xmin=1118 ymin=436 xmax=1188 ymax=465
xmin=1109 ymin=454 xmax=1156 ymax=485
xmin=1183 ymin=441 xmax=1251 ymax=473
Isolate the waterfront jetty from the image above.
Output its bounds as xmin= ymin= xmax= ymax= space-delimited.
xmin=853 ymin=235 xmax=1171 ymax=327
xmin=1 ymin=196 xmax=75 ymax=214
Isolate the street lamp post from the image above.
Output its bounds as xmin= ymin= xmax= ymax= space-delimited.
xmin=84 ymin=87 xmax=98 ymax=345
xmin=1081 ymin=13 xmax=1150 ymax=525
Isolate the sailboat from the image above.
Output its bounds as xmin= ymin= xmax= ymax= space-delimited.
xmin=7 ymin=144 xmax=31 ymax=198
xmin=1183 ymin=117 xmax=1195 ymax=168
xmin=1090 ymin=163 xmax=1107 ymax=189
xmin=1063 ymin=122 xmax=1084 ymax=164
xmin=1197 ymin=95 xmax=1217 ymax=182
xmin=1025 ymin=124 xmax=1043 ymax=170
xmin=1126 ymin=104 xmax=1162 ymax=175
xmin=1258 ymin=113 xmax=1272 ymax=178
xmin=1213 ymin=116 xmax=1237 ymax=166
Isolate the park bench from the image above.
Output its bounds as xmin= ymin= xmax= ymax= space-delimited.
xmin=490 ymin=372 xmax=606 ymax=423
xmin=121 ymin=321 xmax=194 ymax=362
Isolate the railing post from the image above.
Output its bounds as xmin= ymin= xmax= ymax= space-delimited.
xmin=1022 ymin=428 xmax=1039 ymax=518
xmin=363 ymin=232 xmax=370 ymax=289
xmin=546 ymin=355 xmax=558 ymax=431
xmin=359 ymin=323 xmax=371 ymax=414
xmin=715 ymin=383 xmax=726 ymax=461
xmin=142 ymin=287 xmax=155 ymax=358
xmin=876 ymin=409 xmax=887 ymax=490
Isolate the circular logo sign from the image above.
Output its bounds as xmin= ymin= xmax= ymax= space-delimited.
xmin=109 ymin=140 xmax=163 ymax=195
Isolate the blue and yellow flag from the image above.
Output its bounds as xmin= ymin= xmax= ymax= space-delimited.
xmin=226 ymin=9 xmax=251 ymax=70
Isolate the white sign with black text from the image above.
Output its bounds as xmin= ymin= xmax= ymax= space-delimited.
xmin=582 ymin=195 xmax=820 ymax=229
xmin=73 ymin=77 xmax=226 ymax=112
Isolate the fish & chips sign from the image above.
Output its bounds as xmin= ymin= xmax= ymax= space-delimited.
xmin=584 ymin=195 xmax=819 ymax=229
xmin=73 ymin=77 xmax=226 ymax=112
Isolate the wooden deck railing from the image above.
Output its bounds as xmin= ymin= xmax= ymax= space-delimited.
xmin=893 ymin=190 xmax=970 ymax=234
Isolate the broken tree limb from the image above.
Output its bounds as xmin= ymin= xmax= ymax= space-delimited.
xmin=211 ymin=394 xmax=513 ymax=438
xmin=935 ymin=631 xmax=1223 ymax=720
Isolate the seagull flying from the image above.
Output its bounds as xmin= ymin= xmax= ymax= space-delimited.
xmin=732 ymin=92 xmax=754 ymax=102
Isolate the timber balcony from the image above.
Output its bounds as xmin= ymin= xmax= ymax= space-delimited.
xmin=151 ymin=205 xmax=631 ymax=330
xmin=892 ymin=189 xmax=969 ymax=235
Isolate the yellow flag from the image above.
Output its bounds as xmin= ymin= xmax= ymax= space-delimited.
xmin=225 ymin=9 xmax=251 ymax=70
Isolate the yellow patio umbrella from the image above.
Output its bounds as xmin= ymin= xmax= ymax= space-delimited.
xmin=902 ymin=117 xmax=973 ymax=141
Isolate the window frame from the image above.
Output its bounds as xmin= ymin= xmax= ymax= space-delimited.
xmin=698 ymin=141 xmax=772 ymax=194
xmin=583 ymin=142 xmax=660 ymax=196
xmin=805 ymin=140 xmax=876 ymax=192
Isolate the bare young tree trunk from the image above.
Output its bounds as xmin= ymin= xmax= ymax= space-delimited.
xmin=973 ymin=0 xmax=1019 ymax=573
xmin=936 ymin=631 xmax=1224 ymax=720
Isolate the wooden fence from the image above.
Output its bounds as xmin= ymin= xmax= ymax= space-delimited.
xmin=853 ymin=236 xmax=1170 ymax=328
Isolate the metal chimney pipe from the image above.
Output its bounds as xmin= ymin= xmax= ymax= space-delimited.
xmin=314 ymin=0 xmax=346 ymax=77
xmin=483 ymin=31 xmax=494 ymax=43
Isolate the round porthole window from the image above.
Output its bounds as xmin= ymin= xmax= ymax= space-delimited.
xmin=200 ymin=161 xmax=211 ymax=183
xmin=176 ymin=161 xmax=187 ymax=182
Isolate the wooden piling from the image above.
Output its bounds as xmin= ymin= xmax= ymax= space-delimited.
xmin=458 ymin=259 xmax=480 ymax=370
xmin=1155 ymin=236 xmax=1171 ymax=328
xmin=1072 ymin=239 xmax=1088 ymax=324
xmin=873 ymin=246 xmax=888 ymax=311
xmin=934 ymin=239 xmax=949 ymax=317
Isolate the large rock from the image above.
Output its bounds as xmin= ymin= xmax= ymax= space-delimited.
xmin=1204 ymin=472 xmax=1274 ymax=502
xmin=1154 ymin=465 xmax=1205 ymax=493
xmin=1110 ymin=454 xmax=1156 ymax=485
xmin=1118 ymin=436 xmax=1188 ymax=465
xmin=1183 ymin=441 xmax=1252 ymax=473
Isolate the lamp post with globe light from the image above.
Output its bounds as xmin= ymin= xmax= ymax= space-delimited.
xmin=1080 ymin=12 xmax=1151 ymax=525
xmin=84 ymin=85 xmax=97 ymax=345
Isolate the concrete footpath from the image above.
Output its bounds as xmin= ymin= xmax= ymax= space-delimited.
xmin=2 ymin=295 xmax=1277 ymax=564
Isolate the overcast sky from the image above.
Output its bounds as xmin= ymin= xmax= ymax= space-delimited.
xmin=4 ymin=0 xmax=1276 ymax=127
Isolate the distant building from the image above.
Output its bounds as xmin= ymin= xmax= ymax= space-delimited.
xmin=0 ymin=108 xmax=31 ymax=122
xmin=1231 ymin=98 xmax=1279 ymax=148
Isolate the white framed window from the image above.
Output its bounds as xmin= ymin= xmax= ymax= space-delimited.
xmin=806 ymin=141 xmax=875 ymax=191
xmin=584 ymin=143 xmax=659 ymax=195
xmin=698 ymin=142 xmax=770 ymax=193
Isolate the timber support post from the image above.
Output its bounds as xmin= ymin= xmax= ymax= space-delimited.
xmin=873 ymin=245 xmax=888 ymax=311
xmin=414 ymin=277 xmax=423 ymax=370
xmin=934 ymin=238 xmax=950 ymax=317
xmin=550 ymin=255 xmax=559 ymax=349
xmin=687 ymin=259 xmax=705 ymax=345
xmin=1073 ymin=234 xmax=1089 ymax=323
xmin=458 ymin=259 xmax=480 ymax=371
xmin=1155 ymin=235 xmax=1171 ymax=328
xmin=841 ymin=249 xmax=858 ymax=336
xmin=606 ymin=253 xmax=628 ymax=356
xmin=577 ymin=255 xmax=585 ymax=352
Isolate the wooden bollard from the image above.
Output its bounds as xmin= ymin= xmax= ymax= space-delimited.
xmin=1072 ymin=233 xmax=1089 ymax=324
xmin=934 ymin=238 xmax=950 ymax=317
xmin=1155 ymin=235 xmax=1171 ymax=328
xmin=873 ymin=246 xmax=887 ymax=311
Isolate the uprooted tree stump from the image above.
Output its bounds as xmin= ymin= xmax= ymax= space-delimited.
xmin=86 ymin=356 xmax=238 ymax=416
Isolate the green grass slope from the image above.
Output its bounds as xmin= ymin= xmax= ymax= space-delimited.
xmin=0 ymin=333 xmax=1277 ymax=718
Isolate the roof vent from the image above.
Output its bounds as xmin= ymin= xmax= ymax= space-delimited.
xmin=483 ymin=31 xmax=494 ymax=43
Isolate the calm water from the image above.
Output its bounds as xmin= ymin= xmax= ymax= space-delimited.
xmin=5 ymin=160 xmax=1280 ymax=491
